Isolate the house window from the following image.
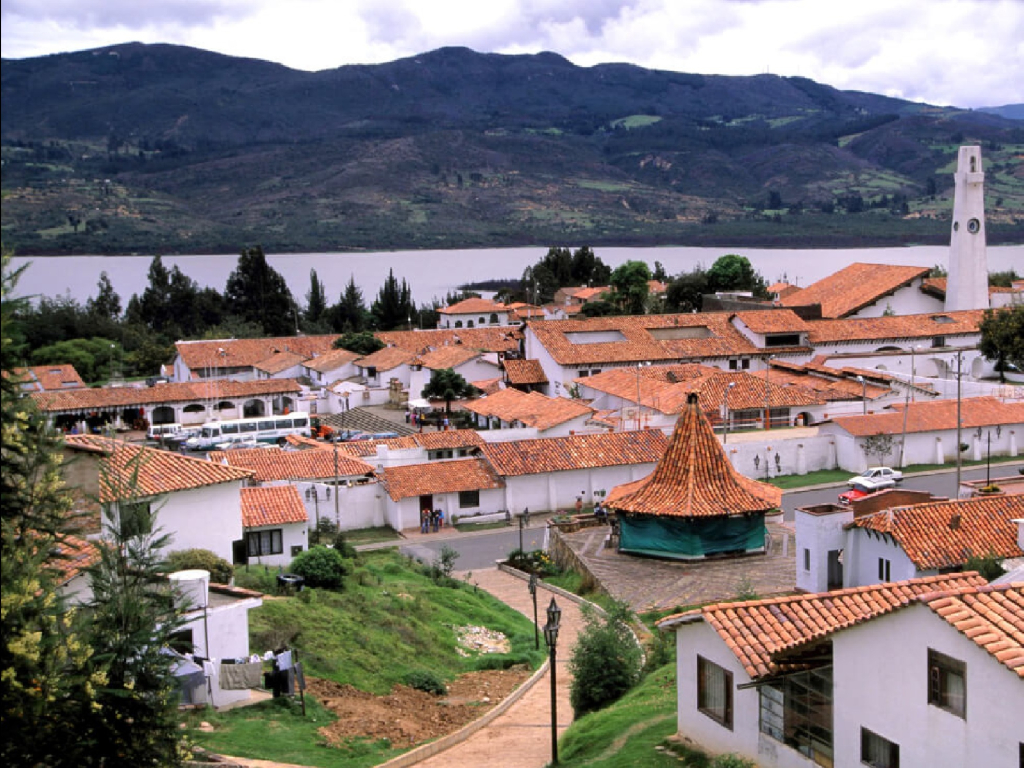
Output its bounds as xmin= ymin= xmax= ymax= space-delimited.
xmin=861 ymin=727 xmax=900 ymax=768
xmin=697 ymin=656 xmax=733 ymax=729
xmin=878 ymin=558 xmax=891 ymax=582
xmin=742 ymin=358 xmax=750 ymax=370
xmin=247 ymin=528 xmax=283 ymax=557
xmin=928 ymin=649 xmax=966 ymax=718
xmin=931 ymin=336 xmax=945 ymax=348
xmin=459 ymin=490 xmax=480 ymax=508
xmin=729 ymin=359 xmax=738 ymax=370
xmin=758 ymin=666 xmax=833 ymax=766
xmin=290 ymin=545 xmax=304 ymax=557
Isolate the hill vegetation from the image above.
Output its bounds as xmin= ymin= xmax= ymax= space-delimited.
xmin=2 ymin=44 xmax=1022 ymax=254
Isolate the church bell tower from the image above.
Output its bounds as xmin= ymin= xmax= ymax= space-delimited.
xmin=945 ymin=146 xmax=989 ymax=312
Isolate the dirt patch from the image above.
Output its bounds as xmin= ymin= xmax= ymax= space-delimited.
xmin=307 ymin=668 xmax=531 ymax=749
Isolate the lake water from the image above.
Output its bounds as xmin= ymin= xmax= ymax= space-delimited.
xmin=9 ymin=244 xmax=1023 ymax=308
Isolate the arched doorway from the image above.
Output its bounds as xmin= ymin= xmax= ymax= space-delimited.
xmin=152 ymin=405 xmax=175 ymax=425
xmin=243 ymin=399 xmax=266 ymax=418
xmin=795 ymin=411 xmax=814 ymax=427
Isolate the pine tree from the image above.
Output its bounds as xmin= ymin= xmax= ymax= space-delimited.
xmin=371 ymin=268 xmax=415 ymax=331
xmin=224 ymin=245 xmax=296 ymax=336
xmin=422 ymin=367 xmax=480 ymax=415
xmin=87 ymin=271 xmax=122 ymax=320
xmin=304 ymin=268 xmax=329 ymax=329
xmin=331 ymin=275 xmax=368 ymax=332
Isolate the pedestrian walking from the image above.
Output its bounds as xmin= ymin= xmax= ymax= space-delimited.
xmin=575 ymin=496 xmax=583 ymax=515
xmin=432 ymin=508 xmax=441 ymax=533
xmin=522 ymin=506 xmax=530 ymax=527
xmin=420 ymin=508 xmax=430 ymax=534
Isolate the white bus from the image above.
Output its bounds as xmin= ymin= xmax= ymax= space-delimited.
xmin=185 ymin=413 xmax=312 ymax=450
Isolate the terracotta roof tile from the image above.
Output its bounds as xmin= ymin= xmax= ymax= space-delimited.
xmin=481 ymin=429 xmax=669 ymax=476
xmin=176 ymin=335 xmax=339 ymax=371
xmin=608 ymin=393 xmax=781 ymax=518
xmin=658 ymin=573 xmax=987 ymax=679
xmin=922 ymin=584 xmax=1024 ymax=676
xmin=355 ymin=346 xmax=418 ymax=372
xmin=241 ymin=485 xmax=308 ymax=527
xmin=781 ymin=263 xmax=930 ymax=318
xmin=472 ymin=377 xmax=504 ymax=396
xmin=51 ymin=534 xmax=102 ymax=585
xmin=438 ymin=297 xmax=509 ymax=315
xmin=303 ymin=347 xmax=360 ymax=373
xmin=503 ymin=358 xmax=549 ymax=385
xmin=463 ymin=388 xmax=594 ymax=430
xmin=732 ymin=309 xmax=811 ymax=334
xmin=848 ymin=496 xmax=1024 ymax=570
xmin=211 ymin=446 xmax=374 ymax=481
xmin=806 ymin=310 xmax=985 ymax=344
xmin=415 ymin=346 xmax=482 ymax=370
xmin=64 ymin=435 xmax=254 ymax=500
xmin=379 ymin=458 xmax=504 ymax=501
xmin=411 ymin=429 xmax=487 ymax=450
xmin=31 ymin=378 xmax=301 ymax=413
xmin=377 ymin=328 xmax=521 ymax=354
xmin=831 ymin=396 xmax=1024 ymax=437
xmin=527 ymin=313 xmax=764 ymax=367
xmin=253 ymin=350 xmax=306 ymax=374
xmin=750 ymin=362 xmax=891 ymax=402
xmin=10 ymin=364 xmax=87 ymax=391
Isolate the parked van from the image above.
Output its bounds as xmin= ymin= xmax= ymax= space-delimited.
xmin=147 ymin=422 xmax=185 ymax=441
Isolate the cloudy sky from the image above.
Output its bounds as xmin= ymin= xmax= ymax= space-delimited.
xmin=2 ymin=0 xmax=1021 ymax=108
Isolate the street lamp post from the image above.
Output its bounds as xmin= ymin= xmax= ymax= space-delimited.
xmin=518 ymin=513 xmax=525 ymax=555
xmin=723 ymin=382 xmax=736 ymax=443
xmin=857 ymin=375 xmax=867 ymax=415
xmin=528 ymin=573 xmax=539 ymax=650
xmin=954 ymin=351 xmax=963 ymax=493
xmin=543 ymin=597 xmax=562 ymax=766
xmin=764 ymin=355 xmax=774 ymax=430
xmin=333 ymin=441 xmax=341 ymax=526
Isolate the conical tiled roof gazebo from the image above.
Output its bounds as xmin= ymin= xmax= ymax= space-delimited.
xmin=608 ymin=392 xmax=781 ymax=560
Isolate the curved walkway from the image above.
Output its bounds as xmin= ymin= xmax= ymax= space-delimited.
xmin=410 ymin=567 xmax=585 ymax=768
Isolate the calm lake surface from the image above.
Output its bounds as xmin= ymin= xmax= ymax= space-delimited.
xmin=9 ymin=245 xmax=1023 ymax=307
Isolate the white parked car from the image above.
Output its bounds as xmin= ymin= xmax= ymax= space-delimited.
xmin=847 ymin=466 xmax=903 ymax=490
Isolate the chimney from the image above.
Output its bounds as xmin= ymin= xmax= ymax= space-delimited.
xmin=949 ymin=513 xmax=961 ymax=531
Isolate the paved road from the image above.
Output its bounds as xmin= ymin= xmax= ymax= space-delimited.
xmin=399 ymin=523 xmax=550 ymax=572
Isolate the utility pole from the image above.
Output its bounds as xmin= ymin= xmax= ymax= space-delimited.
xmin=955 ymin=351 xmax=963 ymax=495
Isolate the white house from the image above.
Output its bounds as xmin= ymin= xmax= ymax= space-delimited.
xmin=303 ymin=347 xmax=361 ymax=389
xmin=462 ymin=387 xmax=595 ymax=437
xmin=408 ymin=345 xmax=500 ymax=401
xmin=436 ymin=297 xmax=511 ymax=329
xmin=796 ymin=494 xmax=1024 ymax=592
xmin=378 ymin=458 xmax=505 ymax=531
xmin=479 ymin=429 xmax=669 ymax=513
xmin=63 ymin=435 xmax=254 ymax=563
xmin=780 ymin=262 xmax=939 ymax=319
xmin=240 ymin=485 xmax=310 ymax=567
xmin=657 ymin=573 xmax=1023 ymax=768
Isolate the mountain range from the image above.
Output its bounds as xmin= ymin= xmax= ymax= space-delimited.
xmin=2 ymin=43 xmax=1022 ymax=255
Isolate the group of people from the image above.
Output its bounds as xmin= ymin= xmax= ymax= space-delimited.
xmin=420 ymin=507 xmax=444 ymax=533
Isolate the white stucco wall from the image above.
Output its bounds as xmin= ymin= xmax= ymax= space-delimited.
xmin=244 ymin=521 xmax=307 ymax=568
xmin=794 ymin=507 xmax=853 ymax=593
xmin=842 ymin=527 xmax=919 ymax=587
xmin=387 ymin=487 xmax=506 ymax=531
xmin=143 ymin=481 xmax=244 ymax=563
xmin=180 ymin=593 xmax=262 ymax=708
xmin=832 ymin=604 xmax=1024 ymax=767
xmin=722 ymin=435 xmax=838 ymax=480
xmin=499 ymin=463 xmax=658 ymax=514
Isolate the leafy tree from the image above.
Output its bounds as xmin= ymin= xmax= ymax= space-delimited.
xmin=86 ymin=447 xmax=184 ymax=766
xmin=137 ymin=255 xmax=174 ymax=335
xmin=1 ymin=255 xmax=98 ymax=765
xmin=706 ymin=253 xmax=768 ymax=298
xmin=989 ymin=269 xmax=1020 ymax=288
xmin=331 ymin=275 xmax=368 ymax=332
xmin=333 ymin=330 xmax=385 ymax=356
xmin=422 ymin=367 xmax=481 ymax=415
xmin=609 ymin=260 xmax=651 ymax=315
xmin=224 ymin=246 xmax=296 ymax=336
xmin=579 ymin=299 xmax=619 ymax=317
xmin=87 ymin=271 xmax=122 ymax=320
xmin=290 ymin=545 xmax=349 ymax=589
xmin=666 ymin=266 xmax=709 ymax=313
xmin=30 ymin=337 xmax=121 ymax=383
xmin=370 ymin=268 xmax=415 ymax=331
xmin=166 ymin=548 xmax=233 ymax=584
xmin=979 ymin=305 xmax=1024 ymax=382
xmin=861 ymin=432 xmax=895 ymax=466
xmin=568 ymin=602 xmax=642 ymax=717
xmin=963 ymin=550 xmax=1007 ymax=582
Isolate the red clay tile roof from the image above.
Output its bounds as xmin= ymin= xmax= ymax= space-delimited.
xmin=31 ymin=378 xmax=301 ymax=413
xmin=176 ymin=336 xmax=339 ymax=371
xmin=254 ymin=351 xmax=306 ymax=374
xmin=831 ymin=396 xmax=1024 ymax=437
xmin=241 ymin=485 xmax=308 ymax=528
xmin=781 ymin=263 xmax=930 ymax=318
xmin=732 ymin=309 xmax=810 ymax=334
xmin=329 ymin=436 xmax=421 ymax=457
xmin=658 ymin=573 xmax=988 ymax=679
xmin=303 ymin=348 xmax=360 ymax=373
xmin=480 ymin=429 xmax=670 ymax=476
xmin=848 ymin=496 xmax=1024 ymax=570
xmin=472 ymin=377 xmax=504 ymax=396
xmin=415 ymin=346 xmax=482 ymax=370
xmin=806 ymin=310 xmax=985 ymax=344
xmin=503 ymin=358 xmax=549 ymax=385
xmin=379 ymin=458 xmax=504 ymax=501
xmin=750 ymin=361 xmax=892 ymax=402
xmin=376 ymin=328 xmax=522 ymax=354
xmin=355 ymin=346 xmax=418 ymax=372
xmin=608 ymin=393 xmax=781 ymax=518
xmin=438 ymin=297 xmax=509 ymax=315
xmin=527 ymin=313 xmax=768 ymax=366
xmin=411 ymin=429 xmax=487 ymax=450
xmin=64 ymin=435 xmax=254 ymax=500
xmin=922 ymin=277 xmax=1020 ymax=300
xmin=922 ymin=584 xmax=1024 ymax=677
xmin=10 ymin=364 xmax=87 ymax=391
xmin=210 ymin=446 xmax=374 ymax=481
xmin=463 ymin=388 xmax=595 ymax=430
xmin=51 ymin=534 xmax=102 ymax=585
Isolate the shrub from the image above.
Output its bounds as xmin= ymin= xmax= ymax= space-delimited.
xmin=290 ymin=546 xmax=349 ymax=589
xmin=712 ymin=755 xmax=756 ymax=768
xmin=568 ymin=602 xmax=642 ymax=718
xmin=165 ymin=548 xmax=233 ymax=584
xmin=403 ymin=670 xmax=446 ymax=696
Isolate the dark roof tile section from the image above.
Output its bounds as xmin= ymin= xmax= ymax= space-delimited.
xmin=481 ymin=429 xmax=669 ymax=476
xmin=241 ymin=485 xmax=308 ymax=527
xmin=848 ymin=496 xmax=1024 ymax=570
xmin=781 ymin=263 xmax=930 ymax=318
xmin=379 ymin=458 xmax=504 ymax=501
xmin=609 ymin=394 xmax=781 ymax=518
